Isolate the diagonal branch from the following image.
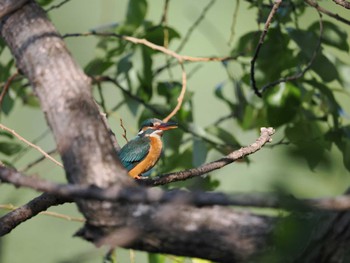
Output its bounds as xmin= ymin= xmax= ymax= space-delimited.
xmin=332 ymin=0 xmax=350 ymax=9
xmin=0 ymin=192 xmax=67 ymax=236
xmin=140 ymin=127 xmax=275 ymax=186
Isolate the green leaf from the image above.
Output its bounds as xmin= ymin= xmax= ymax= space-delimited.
xmin=84 ymin=58 xmax=114 ymax=75
xmin=305 ymin=80 xmax=341 ymax=127
xmin=285 ymin=121 xmax=330 ymax=169
xmin=0 ymin=131 xmax=14 ymax=139
xmin=1 ymin=93 xmax=14 ymax=115
xmin=145 ymin=26 xmax=181 ymax=46
xmin=125 ymin=0 xmax=148 ymax=32
xmin=311 ymin=54 xmax=339 ymax=83
xmin=0 ymin=142 xmax=22 ymax=156
xmin=137 ymin=46 xmax=153 ymax=101
xmin=257 ymin=28 xmax=296 ymax=81
xmin=148 ymin=253 xmax=166 ymax=263
xmin=288 ymin=28 xmax=319 ymax=58
xmin=117 ymin=54 xmax=133 ymax=76
xmin=309 ymin=21 xmax=349 ymax=52
xmin=157 ymin=81 xmax=182 ymax=103
xmin=265 ymin=83 xmax=301 ymax=127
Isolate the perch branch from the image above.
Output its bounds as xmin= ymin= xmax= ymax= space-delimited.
xmin=140 ymin=127 xmax=275 ymax=186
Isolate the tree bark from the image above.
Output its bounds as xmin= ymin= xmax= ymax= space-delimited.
xmin=1 ymin=1 xmax=350 ymax=262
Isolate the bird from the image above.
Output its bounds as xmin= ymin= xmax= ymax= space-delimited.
xmin=118 ymin=118 xmax=178 ymax=179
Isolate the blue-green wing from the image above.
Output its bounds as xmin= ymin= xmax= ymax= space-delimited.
xmin=118 ymin=136 xmax=151 ymax=171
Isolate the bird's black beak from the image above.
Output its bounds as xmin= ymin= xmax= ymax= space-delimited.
xmin=158 ymin=121 xmax=178 ymax=131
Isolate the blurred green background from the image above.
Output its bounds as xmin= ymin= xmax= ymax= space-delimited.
xmin=1 ymin=0 xmax=350 ymax=262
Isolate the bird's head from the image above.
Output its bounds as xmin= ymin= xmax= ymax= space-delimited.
xmin=138 ymin=118 xmax=178 ymax=137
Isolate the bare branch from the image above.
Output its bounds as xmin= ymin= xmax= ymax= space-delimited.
xmin=332 ymin=0 xmax=350 ymax=9
xmin=119 ymin=118 xmax=128 ymax=143
xmin=305 ymin=0 xmax=350 ymax=26
xmin=0 ymin=193 xmax=67 ymax=236
xmin=0 ymin=203 xmax=84 ymax=222
xmin=140 ymin=127 xmax=275 ymax=186
xmin=46 ymin=0 xmax=72 ymax=12
xmin=0 ymin=123 xmax=63 ymax=168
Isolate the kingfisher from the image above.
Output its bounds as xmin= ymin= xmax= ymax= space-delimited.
xmin=118 ymin=118 xmax=178 ymax=179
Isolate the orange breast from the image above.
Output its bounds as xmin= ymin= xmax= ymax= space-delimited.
xmin=129 ymin=135 xmax=162 ymax=178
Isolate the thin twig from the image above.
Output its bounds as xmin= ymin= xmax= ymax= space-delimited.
xmin=63 ymin=32 xmax=235 ymax=63
xmin=305 ymin=0 xmax=350 ymax=26
xmin=0 ymin=203 xmax=84 ymax=222
xmin=0 ymin=193 xmax=68 ymax=236
xmin=0 ymin=123 xmax=63 ymax=168
xmin=120 ymin=118 xmax=128 ymax=142
xmin=227 ymin=0 xmax=240 ymax=46
xmin=0 ymin=71 xmax=19 ymax=110
xmin=332 ymin=0 xmax=350 ymax=9
xmin=20 ymin=148 xmax=57 ymax=172
xmin=250 ymin=0 xmax=282 ymax=97
xmin=46 ymin=0 xmax=72 ymax=12
xmin=159 ymin=0 xmax=170 ymax=48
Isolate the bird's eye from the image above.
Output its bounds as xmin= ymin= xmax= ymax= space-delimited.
xmin=149 ymin=123 xmax=154 ymax=127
